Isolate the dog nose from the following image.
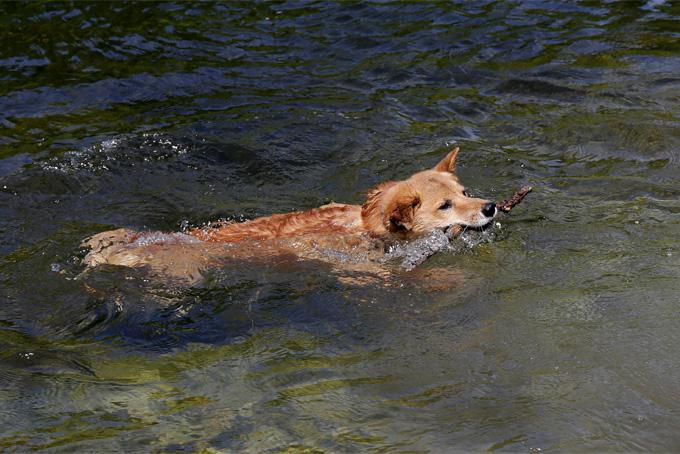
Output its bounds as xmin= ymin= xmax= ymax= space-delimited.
xmin=482 ymin=202 xmax=496 ymax=217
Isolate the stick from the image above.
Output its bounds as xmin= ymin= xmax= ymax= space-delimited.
xmin=497 ymin=185 xmax=532 ymax=212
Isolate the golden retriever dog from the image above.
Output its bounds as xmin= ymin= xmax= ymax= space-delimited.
xmin=83 ymin=147 xmax=496 ymax=284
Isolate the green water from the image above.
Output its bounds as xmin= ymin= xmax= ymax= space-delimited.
xmin=2 ymin=1 xmax=680 ymax=452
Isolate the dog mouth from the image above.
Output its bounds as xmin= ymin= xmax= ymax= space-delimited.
xmin=443 ymin=218 xmax=495 ymax=235
xmin=442 ymin=206 xmax=497 ymax=235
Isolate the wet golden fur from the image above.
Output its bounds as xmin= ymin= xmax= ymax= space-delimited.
xmin=83 ymin=148 xmax=496 ymax=283
xmin=187 ymin=147 xmax=493 ymax=242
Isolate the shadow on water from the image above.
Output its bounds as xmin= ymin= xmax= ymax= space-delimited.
xmin=2 ymin=0 xmax=680 ymax=451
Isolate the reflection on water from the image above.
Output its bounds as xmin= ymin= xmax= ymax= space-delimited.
xmin=2 ymin=1 xmax=680 ymax=451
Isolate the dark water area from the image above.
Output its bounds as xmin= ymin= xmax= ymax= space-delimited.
xmin=2 ymin=1 xmax=680 ymax=451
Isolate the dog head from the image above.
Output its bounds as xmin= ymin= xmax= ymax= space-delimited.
xmin=361 ymin=147 xmax=497 ymax=238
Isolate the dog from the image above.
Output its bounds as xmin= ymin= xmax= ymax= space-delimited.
xmin=82 ymin=147 xmax=497 ymax=284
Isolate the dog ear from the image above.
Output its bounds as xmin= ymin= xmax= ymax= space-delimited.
xmin=433 ymin=147 xmax=459 ymax=173
xmin=362 ymin=181 xmax=398 ymax=232
xmin=364 ymin=181 xmax=397 ymax=206
xmin=385 ymin=193 xmax=421 ymax=233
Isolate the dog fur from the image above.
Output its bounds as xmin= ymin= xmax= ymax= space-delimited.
xmin=82 ymin=148 xmax=496 ymax=283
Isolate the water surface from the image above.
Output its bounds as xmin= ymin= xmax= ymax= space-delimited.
xmin=2 ymin=1 xmax=680 ymax=452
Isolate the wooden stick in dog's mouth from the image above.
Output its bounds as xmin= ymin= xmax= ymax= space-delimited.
xmin=441 ymin=185 xmax=533 ymax=240
xmin=496 ymin=185 xmax=533 ymax=213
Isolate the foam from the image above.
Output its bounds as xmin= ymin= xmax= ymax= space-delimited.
xmin=131 ymin=232 xmax=203 ymax=247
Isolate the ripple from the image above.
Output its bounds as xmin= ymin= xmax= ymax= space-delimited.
xmin=3 ymin=1 xmax=680 ymax=452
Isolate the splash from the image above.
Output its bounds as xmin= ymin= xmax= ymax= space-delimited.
xmin=40 ymin=133 xmax=192 ymax=174
xmin=131 ymin=232 xmax=202 ymax=247
xmin=384 ymin=223 xmax=500 ymax=271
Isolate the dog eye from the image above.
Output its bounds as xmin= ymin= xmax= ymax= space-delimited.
xmin=439 ymin=200 xmax=452 ymax=210
xmin=462 ymin=190 xmax=470 ymax=197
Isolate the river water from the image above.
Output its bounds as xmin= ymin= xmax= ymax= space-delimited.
xmin=2 ymin=1 xmax=680 ymax=452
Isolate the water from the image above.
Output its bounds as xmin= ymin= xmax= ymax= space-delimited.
xmin=2 ymin=1 xmax=680 ymax=451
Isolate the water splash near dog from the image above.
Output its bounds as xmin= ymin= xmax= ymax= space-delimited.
xmin=384 ymin=224 xmax=500 ymax=271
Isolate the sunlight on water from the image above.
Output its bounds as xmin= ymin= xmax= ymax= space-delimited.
xmin=2 ymin=1 xmax=680 ymax=452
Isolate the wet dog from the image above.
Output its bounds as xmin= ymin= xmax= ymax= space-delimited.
xmin=83 ymin=148 xmax=496 ymax=283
